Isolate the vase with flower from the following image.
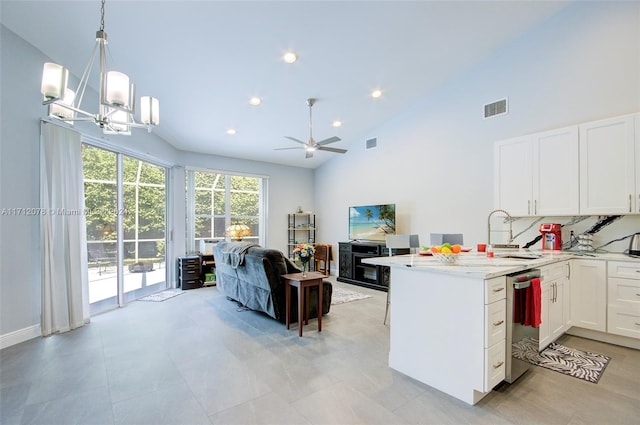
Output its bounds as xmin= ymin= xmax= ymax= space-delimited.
xmin=293 ymin=243 xmax=315 ymax=277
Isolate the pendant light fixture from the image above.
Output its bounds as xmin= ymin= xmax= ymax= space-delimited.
xmin=40 ymin=0 xmax=159 ymax=135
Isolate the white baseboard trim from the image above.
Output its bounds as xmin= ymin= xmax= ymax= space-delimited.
xmin=0 ymin=324 xmax=40 ymax=350
xmin=566 ymin=327 xmax=640 ymax=350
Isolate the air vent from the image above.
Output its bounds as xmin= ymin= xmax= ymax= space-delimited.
xmin=483 ymin=98 xmax=508 ymax=119
xmin=365 ymin=138 xmax=378 ymax=149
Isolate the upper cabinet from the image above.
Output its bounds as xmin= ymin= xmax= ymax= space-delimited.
xmin=494 ymin=126 xmax=579 ymax=216
xmin=495 ymin=113 xmax=639 ymax=216
xmin=579 ymin=114 xmax=637 ymax=215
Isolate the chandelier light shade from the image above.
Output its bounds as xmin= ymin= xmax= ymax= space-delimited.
xmin=40 ymin=0 xmax=159 ymax=135
xmin=49 ymin=88 xmax=76 ymax=120
xmin=41 ymin=63 xmax=68 ymax=100
xmin=141 ymin=96 xmax=160 ymax=125
xmin=226 ymin=224 xmax=252 ymax=241
xmin=105 ymin=71 xmax=131 ymax=107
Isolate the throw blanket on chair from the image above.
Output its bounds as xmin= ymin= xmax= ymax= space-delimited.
xmin=221 ymin=241 xmax=259 ymax=268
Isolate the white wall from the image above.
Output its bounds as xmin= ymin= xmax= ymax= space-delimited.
xmin=314 ymin=1 xmax=640 ymax=261
xmin=0 ymin=24 xmax=313 ymax=345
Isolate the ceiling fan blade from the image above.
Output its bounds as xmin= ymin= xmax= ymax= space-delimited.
xmin=316 ymin=136 xmax=341 ymax=146
xmin=284 ymin=136 xmax=307 ymax=145
xmin=274 ymin=146 xmax=305 ymax=150
xmin=305 ymin=150 xmax=314 ymax=159
xmin=317 ymin=146 xmax=348 ymax=154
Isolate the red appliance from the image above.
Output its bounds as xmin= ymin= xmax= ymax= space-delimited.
xmin=539 ymin=223 xmax=562 ymax=250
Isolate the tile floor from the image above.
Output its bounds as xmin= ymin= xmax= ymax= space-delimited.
xmin=1 ymin=277 xmax=639 ymax=425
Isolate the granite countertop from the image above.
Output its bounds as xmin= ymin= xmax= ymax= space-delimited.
xmin=363 ymin=250 xmax=639 ymax=279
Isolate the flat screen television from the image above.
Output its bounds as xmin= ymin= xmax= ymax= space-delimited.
xmin=348 ymin=204 xmax=396 ymax=242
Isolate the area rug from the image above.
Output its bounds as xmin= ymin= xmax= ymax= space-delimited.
xmin=138 ymin=289 xmax=184 ymax=302
xmin=512 ymin=337 xmax=610 ymax=383
xmin=331 ymin=287 xmax=371 ymax=305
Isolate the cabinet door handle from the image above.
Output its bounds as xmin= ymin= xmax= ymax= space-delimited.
xmin=493 ymin=320 xmax=505 ymax=327
xmin=527 ymin=200 xmax=531 ymax=215
xmin=493 ymin=361 xmax=504 ymax=369
xmin=534 ymin=200 xmax=537 ymax=215
xmin=629 ymin=194 xmax=633 ymax=213
xmin=493 ymin=287 xmax=505 ymax=293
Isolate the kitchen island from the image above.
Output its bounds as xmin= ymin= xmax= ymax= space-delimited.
xmin=364 ymin=251 xmax=573 ymax=405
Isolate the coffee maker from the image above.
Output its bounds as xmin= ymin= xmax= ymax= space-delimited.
xmin=539 ymin=223 xmax=562 ymax=250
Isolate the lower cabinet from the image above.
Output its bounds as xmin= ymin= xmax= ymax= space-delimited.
xmin=570 ymin=259 xmax=607 ymax=332
xmin=539 ymin=261 xmax=570 ymax=349
xmin=484 ymin=286 xmax=506 ymax=391
xmin=607 ymin=261 xmax=640 ymax=338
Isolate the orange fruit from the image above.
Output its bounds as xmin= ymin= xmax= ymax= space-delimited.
xmin=451 ymin=244 xmax=462 ymax=254
xmin=431 ymin=246 xmax=441 ymax=253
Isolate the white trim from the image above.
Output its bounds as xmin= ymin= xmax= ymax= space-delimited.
xmin=185 ymin=165 xmax=269 ymax=180
xmin=0 ymin=324 xmax=41 ymax=349
xmin=566 ymin=327 xmax=640 ymax=350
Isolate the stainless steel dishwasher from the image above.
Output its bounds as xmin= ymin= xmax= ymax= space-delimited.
xmin=505 ymin=269 xmax=541 ymax=383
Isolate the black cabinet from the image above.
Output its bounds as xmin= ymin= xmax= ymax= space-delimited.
xmin=337 ymin=242 xmax=408 ymax=291
xmin=178 ymin=255 xmax=202 ymax=290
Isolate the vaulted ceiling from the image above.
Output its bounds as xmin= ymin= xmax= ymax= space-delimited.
xmin=1 ymin=1 xmax=571 ymax=168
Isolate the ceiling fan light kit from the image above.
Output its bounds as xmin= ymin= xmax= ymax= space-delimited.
xmin=40 ymin=0 xmax=159 ymax=135
xmin=275 ymin=98 xmax=348 ymax=159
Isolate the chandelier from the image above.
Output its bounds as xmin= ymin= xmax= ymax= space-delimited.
xmin=40 ymin=0 xmax=159 ymax=135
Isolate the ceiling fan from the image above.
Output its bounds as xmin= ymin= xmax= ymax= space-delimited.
xmin=275 ymin=98 xmax=347 ymax=159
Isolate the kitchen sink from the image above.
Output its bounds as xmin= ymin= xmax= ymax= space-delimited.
xmin=495 ymin=254 xmax=542 ymax=260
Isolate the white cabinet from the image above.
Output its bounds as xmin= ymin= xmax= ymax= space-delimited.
xmin=494 ymin=136 xmax=532 ymax=216
xmin=533 ymin=127 xmax=580 ymax=216
xmin=494 ymin=126 xmax=579 ymax=216
xmin=579 ymin=114 xmax=637 ymax=214
xmin=387 ymin=269 xmax=506 ymax=405
xmin=539 ymin=261 xmax=571 ymax=349
xmin=571 ymin=259 xmax=607 ymax=332
xmin=607 ymin=261 xmax=640 ymax=339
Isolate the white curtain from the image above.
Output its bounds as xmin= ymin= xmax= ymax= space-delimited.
xmin=40 ymin=122 xmax=90 ymax=336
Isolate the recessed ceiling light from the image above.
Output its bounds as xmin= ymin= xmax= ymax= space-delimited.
xmin=283 ymin=51 xmax=297 ymax=64
xmin=226 ymin=128 xmax=236 ymax=135
xmin=371 ymin=89 xmax=383 ymax=99
xmin=332 ymin=120 xmax=342 ymax=128
xmin=249 ymin=96 xmax=262 ymax=106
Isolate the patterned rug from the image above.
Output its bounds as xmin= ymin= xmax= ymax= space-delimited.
xmin=331 ymin=287 xmax=372 ymax=305
xmin=138 ymin=289 xmax=184 ymax=302
xmin=512 ymin=337 xmax=610 ymax=383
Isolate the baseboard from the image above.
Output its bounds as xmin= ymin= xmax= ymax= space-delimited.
xmin=0 ymin=324 xmax=40 ymax=350
xmin=566 ymin=327 xmax=640 ymax=350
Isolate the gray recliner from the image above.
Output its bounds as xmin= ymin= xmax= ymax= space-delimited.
xmin=213 ymin=241 xmax=332 ymax=322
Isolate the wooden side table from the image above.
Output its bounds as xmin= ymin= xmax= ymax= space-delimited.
xmin=282 ymin=271 xmax=326 ymax=337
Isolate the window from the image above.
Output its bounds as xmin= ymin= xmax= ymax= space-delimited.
xmin=186 ymin=170 xmax=265 ymax=251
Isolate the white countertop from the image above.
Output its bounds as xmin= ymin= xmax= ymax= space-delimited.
xmin=363 ymin=250 xmax=639 ymax=279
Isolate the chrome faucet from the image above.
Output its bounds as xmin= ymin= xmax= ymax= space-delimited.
xmin=487 ymin=209 xmax=514 ymax=246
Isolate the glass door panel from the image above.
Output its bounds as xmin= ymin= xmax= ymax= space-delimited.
xmin=83 ymin=145 xmax=118 ymax=313
xmin=122 ymin=157 xmax=167 ymax=301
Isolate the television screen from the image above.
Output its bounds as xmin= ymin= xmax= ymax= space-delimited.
xmin=348 ymin=204 xmax=396 ymax=242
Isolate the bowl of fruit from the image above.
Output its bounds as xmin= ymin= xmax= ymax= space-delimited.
xmin=430 ymin=243 xmax=462 ymax=264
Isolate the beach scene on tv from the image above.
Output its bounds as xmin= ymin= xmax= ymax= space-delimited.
xmin=349 ymin=204 xmax=396 ymax=242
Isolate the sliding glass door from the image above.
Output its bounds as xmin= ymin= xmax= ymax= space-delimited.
xmin=83 ymin=144 xmax=168 ymax=313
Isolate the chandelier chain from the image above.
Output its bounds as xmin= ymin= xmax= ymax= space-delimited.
xmin=100 ymin=0 xmax=105 ymax=32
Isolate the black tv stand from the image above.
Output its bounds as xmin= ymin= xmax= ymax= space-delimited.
xmin=337 ymin=241 xmax=409 ymax=292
